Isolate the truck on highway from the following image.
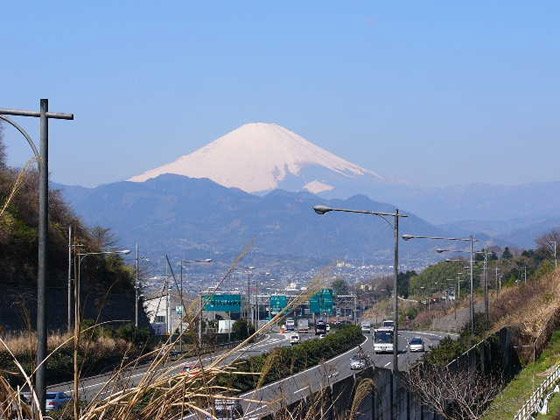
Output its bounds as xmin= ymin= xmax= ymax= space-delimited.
xmin=218 ymin=320 xmax=235 ymax=334
xmin=361 ymin=321 xmax=372 ymax=334
xmin=315 ymin=319 xmax=327 ymax=335
xmin=297 ymin=318 xmax=309 ymax=333
xmin=382 ymin=319 xmax=395 ymax=331
xmin=286 ymin=317 xmax=296 ymax=331
xmin=373 ymin=327 xmax=394 ymax=353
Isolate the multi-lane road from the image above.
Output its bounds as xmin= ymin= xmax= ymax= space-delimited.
xmin=47 ymin=332 xmax=293 ymax=401
xmin=240 ymin=330 xmax=454 ymax=419
xmin=48 ymin=329 xmax=455 ymax=418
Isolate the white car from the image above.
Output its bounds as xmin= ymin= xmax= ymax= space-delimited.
xmin=290 ymin=334 xmax=300 ymax=345
xmin=22 ymin=391 xmax=72 ymax=412
xmin=408 ymin=337 xmax=425 ymax=352
xmin=350 ymin=355 xmax=368 ymax=370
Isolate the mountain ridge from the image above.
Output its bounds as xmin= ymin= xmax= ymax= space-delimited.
xmin=129 ymin=122 xmax=384 ymax=194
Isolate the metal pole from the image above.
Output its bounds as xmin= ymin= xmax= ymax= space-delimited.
xmin=484 ymin=251 xmax=489 ymax=323
xmin=36 ymin=99 xmax=48 ymax=413
xmin=469 ymin=236 xmax=474 ymax=334
xmin=67 ymin=226 xmax=72 ymax=332
xmin=73 ymin=256 xmax=82 ymax=420
xmin=135 ymin=243 xmax=139 ymax=328
xmin=392 ymin=209 xmax=400 ymax=419
xmin=166 ymin=269 xmax=171 ymax=335
xmin=354 ymin=293 xmax=357 ymax=324
xmin=179 ymin=262 xmax=183 ymax=353
xmin=247 ymin=271 xmax=251 ymax=336
xmin=198 ymin=294 xmax=202 ymax=347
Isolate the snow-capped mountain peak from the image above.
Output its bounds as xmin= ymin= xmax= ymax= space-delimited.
xmin=129 ymin=122 xmax=384 ymax=194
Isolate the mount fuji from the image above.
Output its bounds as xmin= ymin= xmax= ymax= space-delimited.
xmin=129 ymin=122 xmax=386 ymax=195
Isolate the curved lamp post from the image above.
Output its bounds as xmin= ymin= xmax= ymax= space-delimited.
xmin=313 ymin=204 xmax=407 ymax=419
xmin=178 ymin=258 xmax=213 ymax=350
xmin=402 ymin=234 xmax=478 ymax=334
xmin=73 ymin=249 xmax=129 ymax=417
xmin=438 ymin=248 xmax=490 ymax=324
xmin=0 ymin=101 xmax=73 ymax=414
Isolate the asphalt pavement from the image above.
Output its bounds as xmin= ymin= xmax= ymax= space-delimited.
xmin=48 ymin=329 xmax=455 ymax=418
xmin=240 ymin=330 xmax=455 ymax=419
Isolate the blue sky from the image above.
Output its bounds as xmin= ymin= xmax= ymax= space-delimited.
xmin=1 ymin=1 xmax=559 ymax=187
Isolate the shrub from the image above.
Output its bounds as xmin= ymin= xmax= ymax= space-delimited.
xmin=216 ymin=325 xmax=363 ymax=393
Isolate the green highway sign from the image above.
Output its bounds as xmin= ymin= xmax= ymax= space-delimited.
xmin=270 ymin=295 xmax=288 ymax=314
xmin=202 ymin=294 xmax=243 ymax=313
xmin=309 ymin=288 xmax=334 ymax=315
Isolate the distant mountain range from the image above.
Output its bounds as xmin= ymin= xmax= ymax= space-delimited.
xmin=57 ymin=122 xmax=559 ymax=265
xmin=127 ymin=122 xmax=560 ymax=225
xmin=57 ymin=174 xmax=462 ymax=267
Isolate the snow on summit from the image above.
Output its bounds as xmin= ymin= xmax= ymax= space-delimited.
xmin=129 ymin=122 xmax=383 ymax=193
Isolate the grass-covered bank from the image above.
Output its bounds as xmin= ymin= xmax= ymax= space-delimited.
xmin=216 ymin=325 xmax=364 ymax=393
xmin=0 ymin=323 xmax=153 ymax=387
xmin=483 ymin=330 xmax=560 ymax=419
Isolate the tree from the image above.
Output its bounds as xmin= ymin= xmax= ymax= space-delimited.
xmin=89 ymin=226 xmax=116 ymax=250
xmin=406 ymin=364 xmax=502 ymax=420
xmin=331 ymin=278 xmax=349 ymax=295
xmin=397 ymin=270 xmax=416 ymax=298
xmin=232 ymin=319 xmax=254 ymax=341
xmin=501 ymin=247 xmax=513 ymax=260
xmin=536 ymin=229 xmax=560 ymax=261
xmin=0 ymin=121 xmax=5 ymax=169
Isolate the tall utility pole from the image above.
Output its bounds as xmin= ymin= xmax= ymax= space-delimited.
xmin=483 ymin=250 xmax=489 ymax=323
xmin=0 ymin=101 xmax=73 ymax=413
xmin=67 ymin=226 xmax=72 ymax=332
xmin=135 ymin=243 xmax=139 ymax=328
xmin=392 ymin=208 xmax=400 ymax=420
xmin=313 ymin=205 xmax=407 ymax=419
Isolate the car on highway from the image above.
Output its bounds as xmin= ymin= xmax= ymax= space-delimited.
xmin=205 ymin=398 xmax=245 ymax=419
xmin=182 ymin=361 xmax=203 ymax=374
xmin=22 ymin=391 xmax=72 ymax=412
xmin=290 ymin=334 xmax=300 ymax=345
xmin=349 ymin=354 xmax=368 ymax=370
xmin=408 ymin=337 xmax=425 ymax=352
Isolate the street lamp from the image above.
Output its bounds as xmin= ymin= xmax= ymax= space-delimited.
xmin=439 ymin=248 xmax=490 ymax=323
xmin=313 ymin=204 xmax=407 ymax=419
xmin=73 ymin=248 xmax=129 ymax=418
xmin=551 ymin=241 xmax=557 ymax=270
xmin=178 ymin=258 xmax=213 ymax=350
xmin=403 ymin=234 xmax=478 ymax=334
xmin=1 ymin=101 xmax=73 ymax=413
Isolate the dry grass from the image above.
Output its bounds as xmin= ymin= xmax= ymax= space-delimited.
xmin=0 ymin=250 xmax=342 ymax=419
xmin=491 ymin=269 xmax=560 ymax=339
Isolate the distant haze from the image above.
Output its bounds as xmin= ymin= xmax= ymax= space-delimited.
xmin=1 ymin=3 xmax=559 ymax=188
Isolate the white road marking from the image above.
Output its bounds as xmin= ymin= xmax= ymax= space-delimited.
xmin=294 ymin=385 xmax=310 ymax=394
xmin=245 ymin=404 xmax=268 ymax=415
xmin=384 ymin=362 xmax=391 ymax=367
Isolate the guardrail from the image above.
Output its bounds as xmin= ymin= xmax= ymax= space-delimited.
xmin=514 ymin=363 xmax=560 ymax=420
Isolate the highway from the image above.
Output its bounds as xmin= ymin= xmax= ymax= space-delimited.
xmin=240 ymin=330 xmax=454 ymax=419
xmin=48 ymin=329 xmax=454 ymax=418
xmin=47 ymin=332 xmax=292 ymax=402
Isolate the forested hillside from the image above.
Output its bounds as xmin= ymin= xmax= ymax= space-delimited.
xmin=0 ymin=122 xmax=138 ymax=331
